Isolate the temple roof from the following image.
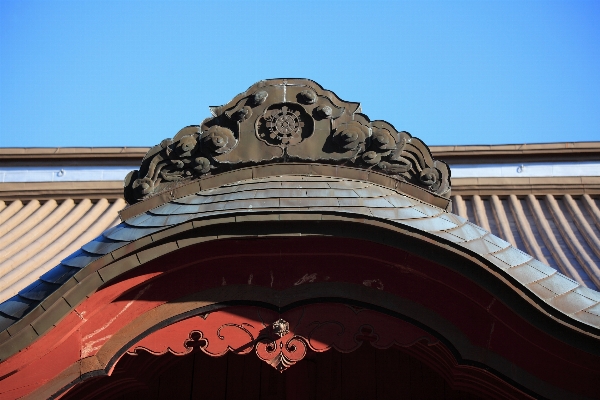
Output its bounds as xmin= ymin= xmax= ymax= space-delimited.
xmin=0 ymin=176 xmax=599 ymax=338
xmin=0 ymin=79 xmax=599 ymax=361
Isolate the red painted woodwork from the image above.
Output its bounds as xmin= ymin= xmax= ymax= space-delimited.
xmin=1 ymin=236 xmax=598 ymax=399
xmin=127 ymin=304 xmax=438 ymax=371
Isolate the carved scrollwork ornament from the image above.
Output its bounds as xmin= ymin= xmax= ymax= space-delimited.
xmin=419 ymin=167 xmax=441 ymax=189
xmin=201 ymin=126 xmax=237 ymax=155
xmin=193 ymin=157 xmax=212 ymax=174
xmin=362 ymin=151 xmax=381 ymax=165
xmin=127 ymin=305 xmax=442 ymax=374
xmin=332 ymin=121 xmax=371 ymax=153
xmin=160 ymin=138 xmax=173 ymax=152
xmin=252 ymin=90 xmax=268 ymax=106
xmin=256 ymin=335 xmax=308 ymax=372
xmin=317 ymin=105 xmax=333 ymax=119
xmin=298 ymin=89 xmax=317 ymax=104
xmin=233 ymin=106 xmax=252 ymax=122
xmin=173 ymin=135 xmax=199 ymax=158
xmin=370 ymin=127 xmax=398 ymax=152
xmin=124 ymin=79 xmax=451 ymax=205
xmin=132 ymin=176 xmax=154 ymax=196
xmin=184 ymin=330 xmax=208 ymax=351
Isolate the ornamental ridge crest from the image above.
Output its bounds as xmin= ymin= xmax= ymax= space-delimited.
xmin=124 ymin=78 xmax=451 ymax=205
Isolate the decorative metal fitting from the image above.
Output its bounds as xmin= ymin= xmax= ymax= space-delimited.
xmin=317 ymin=105 xmax=333 ymax=118
xmin=272 ymin=318 xmax=290 ymax=337
xmin=298 ymin=89 xmax=317 ymax=104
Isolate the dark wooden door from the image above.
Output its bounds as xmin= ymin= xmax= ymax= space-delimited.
xmin=63 ymin=345 xmax=483 ymax=399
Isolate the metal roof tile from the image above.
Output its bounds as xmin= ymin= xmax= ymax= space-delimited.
xmin=397 ymin=216 xmax=459 ymax=232
xmin=173 ymin=194 xmax=217 ymax=205
xmin=491 ymin=247 xmax=533 ymax=267
xmin=81 ymin=236 xmax=127 ymax=255
xmin=254 ymin=189 xmax=306 ymax=199
xmin=527 ymin=281 xmax=558 ymax=300
xmin=326 ymin=181 xmax=371 ymax=190
xmin=411 ymin=204 xmax=444 ymax=217
xmin=163 ymin=214 xmax=198 ymax=226
xmin=433 ymin=231 xmax=467 ymax=243
xmin=582 ymin=302 xmax=600 ymax=317
xmin=280 ymin=198 xmax=338 ymax=208
xmin=0 ymin=296 xmax=36 ymax=319
xmin=150 ymin=202 xmax=188 ymax=215
xmin=572 ymin=286 xmax=600 ymax=303
xmin=572 ymin=310 xmax=600 ymax=326
xmin=482 ymin=253 xmax=512 ymax=271
xmin=352 ymin=187 xmax=393 ymax=198
xmin=0 ymin=315 xmax=17 ymax=331
xmin=368 ymin=207 xmax=428 ymax=220
xmin=224 ymin=198 xmax=281 ymax=210
xmin=216 ymin=190 xmax=261 ymax=202
xmin=481 ymin=234 xmax=511 ymax=251
xmin=60 ymin=250 xmax=100 ymax=268
xmin=280 ymin=181 xmax=330 ymax=189
xmin=459 ymin=237 xmax=504 ymax=255
xmin=526 ymin=259 xmax=559 ymax=276
xmin=536 ymin=273 xmax=580 ymax=296
xmin=39 ymin=265 xmax=78 ymax=284
xmin=383 ymin=195 xmax=416 ymax=208
xmin=443 ymin=223 xmax=487 ymax=242
xmin=128 ymin=213 xmax=172 ymax=227
xmin=505 ymin=263 xmax=550 ymax=285
xmin=103 ymin=225 xmax=164 ymax=242
xmin=305 ymin=189 xmax=359 ymax=198
xmin=548 ymin=291 xmax=598 ymax=315
xmin=18 ymin=281 xmax=59 ymax=302
xmin=338 ymin=197 xmax=394 ymax=208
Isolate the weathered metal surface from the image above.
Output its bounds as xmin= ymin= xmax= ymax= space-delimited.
xmin=2 ymin=176 xmax=600 ymax=336
xmin=124 ymin=79 xmax=451 ymax=205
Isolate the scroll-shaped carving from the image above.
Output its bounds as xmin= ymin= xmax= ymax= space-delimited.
xmin=124 ymin=130 xmax=208 ymax=204
xmin=127 ymin=304 xmax=438 ymax=373
xmin=201 ymin=126 xmax=237 ymax=154
xmin=124 ymin=79 xmax=451 ymax=205
xmin=332 ymin=121 xmax=371 ymax=155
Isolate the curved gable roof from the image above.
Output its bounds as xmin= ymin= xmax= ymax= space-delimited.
xmin=0 ymin=79 xmax=599 ymax=366
xmin=1 ymin=173 xmax=599 ymax=361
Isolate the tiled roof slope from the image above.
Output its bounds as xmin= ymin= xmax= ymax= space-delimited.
xmin=0 ymin=199 xmax=124 ymax=308
xmin=0 ymin=176 xmax=599 ymax=335
xmin=452 ymin=194 xmax=600 ymax=290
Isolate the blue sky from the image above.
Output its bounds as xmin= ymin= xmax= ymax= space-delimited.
xmin=1 ymin=0 xmax=599 ymax=148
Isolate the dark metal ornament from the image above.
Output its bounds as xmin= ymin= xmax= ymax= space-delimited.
xmin=124 ymin=79 xmax=451 ymax=206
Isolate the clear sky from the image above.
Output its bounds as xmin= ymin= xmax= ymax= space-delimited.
xmin=1 ymin=0 xmax=599 ymax=148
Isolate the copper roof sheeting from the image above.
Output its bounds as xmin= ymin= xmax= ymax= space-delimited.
xmin=452 ymin=194 xmax=600 ymax=290
xmin=0 ymin=199 xmax=124 ymax=306
xmin=0 ymin=176 xmax=599 ymax=335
